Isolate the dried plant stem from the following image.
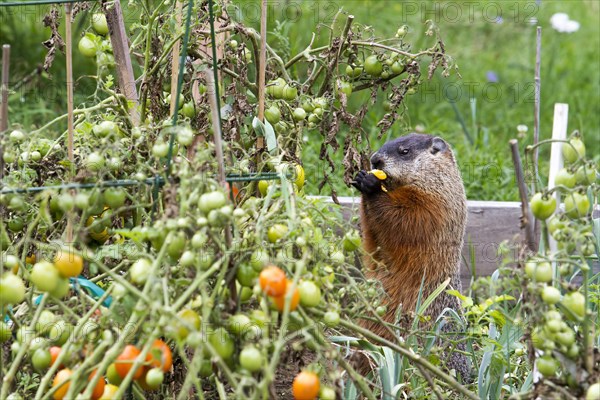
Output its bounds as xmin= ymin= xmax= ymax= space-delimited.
xmin=318 ymin=14 xmax=354 ymax=97
xmin=510 ymin=139 xmax=537 ymax=252
xmin=532 ymin=26 xmax=542 ymax=247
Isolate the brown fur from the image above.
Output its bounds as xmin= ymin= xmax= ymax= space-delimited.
xmin=353 ymin=133 xmax=470 ymax=378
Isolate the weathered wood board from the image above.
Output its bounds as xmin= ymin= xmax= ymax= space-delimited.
xmin=313 ymin=197 xmax=598 ymax=288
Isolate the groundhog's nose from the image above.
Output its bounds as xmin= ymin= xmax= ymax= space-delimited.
xmin=370 ymin=152 xmax=383 ymax=169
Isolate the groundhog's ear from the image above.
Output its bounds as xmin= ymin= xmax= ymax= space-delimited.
xmin=431 ymin=137 xmax=447 ymax=154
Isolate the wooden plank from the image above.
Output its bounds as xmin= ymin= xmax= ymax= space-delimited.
xmin=104 ymin=0 xmax=140 ymax=125
xmin=313 ymin=197 xmax=598 ymax=288
xmin=547 ymin=103 xmax=569 ymax=252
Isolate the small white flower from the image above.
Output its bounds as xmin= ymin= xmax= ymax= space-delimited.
xmin=550 ymin=13 xmax=580 ymax=33
xmin=517 ymin=125 xmax=528 ymax=134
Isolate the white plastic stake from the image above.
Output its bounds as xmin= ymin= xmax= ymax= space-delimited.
xmin=547 ymin=103 xmax=569 ymax=253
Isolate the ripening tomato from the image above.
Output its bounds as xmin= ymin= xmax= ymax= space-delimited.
xmin=115 ymin=345 xmax=144 ymax=379
xmin=30 ymin=261 xmax=60 ymax=292
xmin=259 ymin=266 xmax=287 ymax=296
xmin=292 ymin=371 xmax=320 ymax=400
xmin=148 ymin=339 xmax=173 ymax=372
xmin=99 ymin=384 xmax=119 ymax=400
xmin=272 ymin=280 xmax=300 ymax=312
xmin=49 ymin=346 xmax=62 ymax=367
xmin=54 ymin=249 xmax=83 ymax=278
xmin=88 ymin=370 xmax=106 ymax=400
xmin=52 ymin=368 xmax=73 ymax=400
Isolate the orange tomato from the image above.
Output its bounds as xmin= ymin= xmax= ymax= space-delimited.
xmin=54 ymin=249 xmax=84 ymax=278
xmin=292 ymin=371 xmax=320 ymax=400
xmin=259 ymin=266 xmax=287 ymax=297
xmin=88 ymin=370 xmax=106 ymax=400
xmin=115 ymin=345 xmax=144 ymax=379
xmin=272 ymin=280 xmax=300 ymax=312
xmin=52 ymin=368 xmax=73 ymax=400
xmin=148 ymin=339 xmax=173 ymax=372
xmin=26 ymin=253 xmax=36 ymax=265
xmin=49 ymin=346 xmax=62 ymax=367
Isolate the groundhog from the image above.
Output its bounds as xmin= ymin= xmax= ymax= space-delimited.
xmin=352 ymin=133 xmax=471 ymax=380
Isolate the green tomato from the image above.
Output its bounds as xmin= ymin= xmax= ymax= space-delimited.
xmin=586 ymin=383 xmax=600 ymax=400
xmin=343 ymin=231 xmax=361 ymax=252
xmin=0 ymin=273 xmax=26 ymax=304
xmin=250 ymin=249 xmax=269 ymax=272
xmin=35 ymin=310 xmax=57 ymax=334
xmin=152 ymin=142 xmax=169 ymax=158
xmin=208 ymin=327 xmax=235 ymax=359
xmin=562 ymin=291 xmax=585 ymax=319
xmin=554 ymin=168 xmax=577 ymax=188
xmin=298 ymin=281 xmax=321 ymax=307
xmin=265 ymin=106 xmax=281 ymax=124
xmin=179 ymin=251 xmax=196 ymax=268
xmin=198 ymin=191 xmax=227 ymax=213
xmin=78 ymin=36 xmax=97 ymax=58
xmin=364 ymin=55 xmax=383 ymax=77
xmin=302 ymin=100 xmax=315 ymax=113
xmin=9 ymin=129 xmax=25 ymax=142
xmin=266 ymin=78 xmax=286 ymax=99
xmin=575 ymin=165 xmax=597 ymax=185
xmin=31 ymin=348 xmax=51 ymax=371
xmin=239 ymin=346 xmax=263 ymax=372
xmin=267 ymin=224 xmax=288 ymax=243
xmin=145 ymin=368 xmax=164 ymax=390
xmin=7 ymin=217 xmax=24 ymax=232
xmin=292 ymin=107 xmax=307 ymax=121
xmin=541 ymin=286 xmax=561 ymax=305
xmin=86 ymin=152 xmax=105 ymax=172
xmin=529 ymin=193 xmax=556 ymax=220
xmin=330 ymin=250 xmax=345 ymax=265
xmin=258 ymin=180 xmax=270 ymax=197
xmin=323 ymin=311 xmax=340 ymax=328
xmin=191 ymin=232 xmax=208 ymax=248
xmin=92 ymin=121 xmax=117 ymax=137
xmin=536 ymin=356 xmax=558 ymax=377
xmin=320 ymin=387 xmax=336 ymax=400
xmin=524 ymin=261 xmax=552 ymax=283
xmin=104 ymin=187 xmax=126 ymax=208
xmin=546 ymin=216 xmax=565 ymax=235
xmin=228 ymin=314 xmax=252 ymax=336
xmin=564 ymin=192 xmax=590 ymax=219
xmin=555 ymin=328 xmax=575 ymax=347
xmin=391 ymin=61 xmax=404 ymax=74
xmin=337 ymin=81 xmax=353 ymax=97
xmin=92 ymin=13 xmax=109 ymax=35
xmin=130 ymin=258 xmax=152 ymax=285
xmin=30 ymin=262 xmax=59 ymax=292
xmin=167 ymin=232 xmax=187 ymax=260
xmin=282 ymin=84 xmax=298 ymax=101
xmin=236 ymin=264 xmax=257 ymax=287
xmin=181 ymin=101 xmax=197 ymax=118
xmin=48 ymin=320 xmax=72 ymax=345
xmin=177 ymin=126 xmax=194 ymax=146
xmin=562 ymin=137 xmax=585 ymax=164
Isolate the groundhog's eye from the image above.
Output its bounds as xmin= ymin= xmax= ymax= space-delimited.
xmin=399 ymin=148 xmax=410 ymax=155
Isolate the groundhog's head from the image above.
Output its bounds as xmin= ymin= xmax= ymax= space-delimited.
xmin=370 ymin=133 xmax=460 ymax=191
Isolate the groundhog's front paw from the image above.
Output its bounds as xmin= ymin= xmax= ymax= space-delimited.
xmin=351 ymin=170 xmax=382 ymax=195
